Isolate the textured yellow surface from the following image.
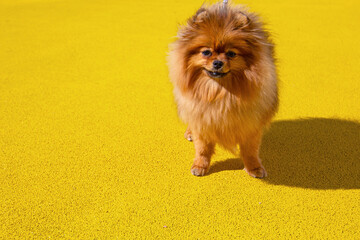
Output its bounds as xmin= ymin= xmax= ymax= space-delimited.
xmin=1 ymin=0 xmax=360 ymax=239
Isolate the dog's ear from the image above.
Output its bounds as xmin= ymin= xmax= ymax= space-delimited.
xmin=233 ymin=11 xmax=251 ymax=30
xmin=192 ymin=8 xmax=208 ymax=24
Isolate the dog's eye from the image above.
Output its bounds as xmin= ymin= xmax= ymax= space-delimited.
xmin=226 ymin=51 xmax=236 ymax=58
xmin=202 ymin=50 xmax=212 ymax=57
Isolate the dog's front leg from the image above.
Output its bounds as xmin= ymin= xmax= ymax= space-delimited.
xmin=240 ymin=129 xmax=268 ymax=178
xmin=191 ymin=135 xmax=215 ymax=176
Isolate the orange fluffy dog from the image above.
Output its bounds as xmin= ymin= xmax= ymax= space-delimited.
xmin=168 ymin=2 xmax=278 ymax=177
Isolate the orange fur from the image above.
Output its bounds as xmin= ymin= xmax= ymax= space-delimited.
xmin=168 ymin=2 xmax=278 ymax=177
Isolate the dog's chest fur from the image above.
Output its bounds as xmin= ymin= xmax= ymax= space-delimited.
xmin=174 ymin=87 xmax=265 ymax=150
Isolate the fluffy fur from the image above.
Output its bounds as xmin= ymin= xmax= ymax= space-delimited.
xmin=168 ymin=2 xmax=278 ymax=177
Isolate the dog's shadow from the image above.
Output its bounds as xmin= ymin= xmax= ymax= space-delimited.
xmin=209 ymin=118 xmax=360 ymax=189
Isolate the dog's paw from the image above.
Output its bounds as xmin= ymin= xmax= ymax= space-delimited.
xmin=245 ymin=166 xmax=267 ymax=178
xmin=184 ymin=129 xmax=192 ymax=142
xmin=191 ymin=165 xmax=208 ymax=176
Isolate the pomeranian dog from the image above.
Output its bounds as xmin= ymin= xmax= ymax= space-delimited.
xmin=168 ymin=1 xmax=278 ymax=177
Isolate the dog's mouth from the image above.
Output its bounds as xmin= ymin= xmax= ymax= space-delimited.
xmin=204 ymin=69 xmax=229 ymax=78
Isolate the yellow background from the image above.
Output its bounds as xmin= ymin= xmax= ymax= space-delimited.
xmin=1 ymin=0 xmax=359 ymax=238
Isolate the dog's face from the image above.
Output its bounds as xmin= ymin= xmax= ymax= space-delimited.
xmin=188 ymin=44 xmax=250 ymax=81
xmin=195 ymin=47 xmax=233 ymax=78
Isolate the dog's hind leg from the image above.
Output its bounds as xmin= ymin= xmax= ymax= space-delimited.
xmin=184 ymin=127 xmax=193 ymax=142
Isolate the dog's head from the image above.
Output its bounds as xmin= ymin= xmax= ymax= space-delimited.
xmin=169 ymin=3 xmax=272 ymax=100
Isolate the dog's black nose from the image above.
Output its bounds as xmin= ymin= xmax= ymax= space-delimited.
xmin=213 ymin=60 xmax=224 ymax=70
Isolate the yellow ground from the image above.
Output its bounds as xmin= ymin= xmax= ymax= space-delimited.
xmin=1 ymin=0 xmax=360 ymax=239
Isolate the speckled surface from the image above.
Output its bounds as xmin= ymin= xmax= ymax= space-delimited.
xmin=0 ymin=0 xmax=359 ymax=238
